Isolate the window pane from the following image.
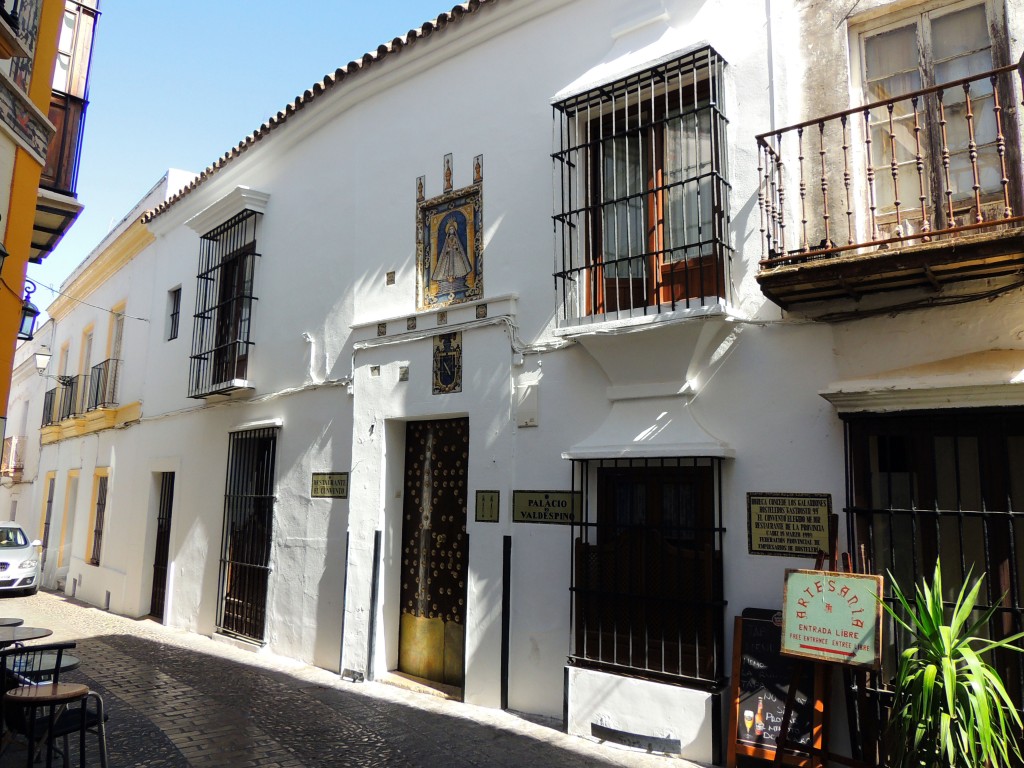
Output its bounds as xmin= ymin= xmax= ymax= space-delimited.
xmin=864 ymin=25 xmax=917 ymax=82
xmin=935 ymin=50 xmax=993 ymax=88
xmin=931 ymin=5 xmax=989 ymax=62
xmin=601 ymin=133 xmax=647 ymax=277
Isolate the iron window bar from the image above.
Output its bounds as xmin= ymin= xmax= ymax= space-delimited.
xmin=552 ymin=46 xmax=732 ymax=324
xmin=87 ymin=359 xmax=120 ymax=410
xmin=843 ymin=410 xmax=1024 ymax=761
xmin=189 ymin=209 xmax=261 ymax=398
xmin=40 ymin=388 xmax=57 ymax=427
xmin=89 ymin=476 xmax=108 ymax=566
xmin=215 ymin=426 xmax=277 ymax=643
xmin=568 ymin=456 xmax=727 ymax=688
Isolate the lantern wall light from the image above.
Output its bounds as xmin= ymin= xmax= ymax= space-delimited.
xmin=17 ymin=279 xmax=39 ymax=341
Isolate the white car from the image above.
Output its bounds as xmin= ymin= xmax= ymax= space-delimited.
xmin=0 ymin=522 xmax=41 ymax=595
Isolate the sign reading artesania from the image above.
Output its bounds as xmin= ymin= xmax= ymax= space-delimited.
xmin=512 ymin=491 xmax=582 ymax=524
xmin=780 ymin=569 xmax=883 ymax=669
xmin=747 ymin=492 xmax=831 ymax=558
xmin=310 ymin=472 xmax=349 ymax=499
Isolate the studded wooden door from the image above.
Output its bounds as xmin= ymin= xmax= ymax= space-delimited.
xmin=398 ymin=418 xmax=469 ymax=688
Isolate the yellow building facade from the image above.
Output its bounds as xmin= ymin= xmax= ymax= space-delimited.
xmin=0 ymin=0 xmax=97 ymax=440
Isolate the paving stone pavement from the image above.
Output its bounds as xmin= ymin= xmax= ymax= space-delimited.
xmin=0 ymin=591 xmax=702 ymax=767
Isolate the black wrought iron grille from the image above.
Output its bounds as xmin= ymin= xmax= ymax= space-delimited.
xmin=168 ymin=287 xmax=181 ymax=341
xmin=844 ymin=410 xmax=1024 ymax=763
xmin=41 ymin=388 xmax=57 ymax=427
xmin=216 ymin=427 xmax=277 ymax=643
xmin=40 ymin=476 xmax=55 ymax=567
xmin=553 ymin=46 xmax=731 ymax=323
xmin=569 ymin=457 xmax=726 ymax=686
xmin=189 ymin=209 xmax=260 ymax=398
xmin=150 ymin=472 xmax=174 ymax=620
xmin=89 ymin=475 xmax=108 ymax=566
xmin=87 ymin=358 xmax=119 ymax=410
xmin=57 ymin=375 xmax=84 ymax=420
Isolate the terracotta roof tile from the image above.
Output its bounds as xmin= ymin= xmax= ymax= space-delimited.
xmin=142 ymin=0 xmax=497 ymax=224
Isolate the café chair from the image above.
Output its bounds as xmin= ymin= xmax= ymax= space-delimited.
xmin=0 ymin=641 xmax=108 ymax=767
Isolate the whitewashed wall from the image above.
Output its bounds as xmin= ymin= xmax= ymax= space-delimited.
xmin=13 ymin=0 xmax=1024 ymax=761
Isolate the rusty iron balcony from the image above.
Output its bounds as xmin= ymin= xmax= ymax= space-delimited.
xmin=756 ymin=62 xmax=1024 ymax=309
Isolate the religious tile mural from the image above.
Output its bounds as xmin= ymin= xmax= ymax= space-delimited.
xmin=416 ymin=157 xmax=483 ymax=311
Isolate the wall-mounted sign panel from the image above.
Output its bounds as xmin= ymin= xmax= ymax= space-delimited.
xmin=311 ymin=472 xmax=349 ymax=499
xmin=475 ymin=490 xmax=499 ymax=523
xmin=747 ymin=492 xmax=831 ymax=558
xmin=781 ymin=569 xmax=884 ymax=669
xmin=512 ymin=491 xmax=581 ymax=525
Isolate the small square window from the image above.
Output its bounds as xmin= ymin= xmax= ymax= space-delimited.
xmin=167 ymin=287 xmax=181 ymax=341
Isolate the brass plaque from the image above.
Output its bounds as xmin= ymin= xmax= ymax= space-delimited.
xmin=475 ymin=490 xmax=499 ymax=523
xmin=311 ymin=472 xmax=349 ymax=499
xmin=747 ymin=492 xmax=830 ymax=558
xmin=512 ymin=491 xmax=582 ymax=525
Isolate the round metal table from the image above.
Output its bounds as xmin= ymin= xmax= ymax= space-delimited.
xmin=0 ymin=617 xmax=24 ymax=628
xmin=0 ymin=626 xmax=53 ymax=648
xmin=5 ymin=652 xmax=80 ymax=681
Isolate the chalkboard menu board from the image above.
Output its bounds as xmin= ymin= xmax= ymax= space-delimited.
xmin=729 ymin=608 xmax=820 ymax=765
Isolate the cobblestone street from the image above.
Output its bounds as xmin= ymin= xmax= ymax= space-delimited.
xmin=0 ymin=591 xmax=695 ymax=767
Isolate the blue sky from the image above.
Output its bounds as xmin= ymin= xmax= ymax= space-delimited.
xmin=28 ymin=0 xmax=447 ymax=315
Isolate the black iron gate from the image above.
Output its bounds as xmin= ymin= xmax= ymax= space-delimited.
xmin=844 ymin=409 xmax=1024 ymax=765
xmin=216 ymin=427 xmax=277 ymax=642
xmin=150 ymin=472 xmax=174 ymax=620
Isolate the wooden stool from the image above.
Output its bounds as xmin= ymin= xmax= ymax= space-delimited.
xmin=6 ymin=682 xmax=89 ymax=767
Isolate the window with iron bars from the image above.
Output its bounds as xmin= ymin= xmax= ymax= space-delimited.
xmin=189 ymin=209 xmax=260 ymax=398
xmin=553 ymin=47 xmax=731 ymax=323
xmin=844 ymin=409 xmax=1024 ymax=761
xmin=89 ymin=475 xmax=107 ymax=566
xmin=167 ymin=286 xmax=181 ymax=341
xmin=215 ymin=427 xmax=277 ymax=643
xmin=569 ymin=457 xmax=726 ymax=687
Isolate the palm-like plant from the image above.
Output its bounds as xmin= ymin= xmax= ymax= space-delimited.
xmin=883 ymin=562 xmax=1024 ymax=768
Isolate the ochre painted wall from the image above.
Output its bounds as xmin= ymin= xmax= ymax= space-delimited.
xmin=0 ymin=0 xmax=65 ymax=433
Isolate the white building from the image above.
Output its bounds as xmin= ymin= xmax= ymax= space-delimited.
xmin=6 ymin=0 xmax=1024 ymax=763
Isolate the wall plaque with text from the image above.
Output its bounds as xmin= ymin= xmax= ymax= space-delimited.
xmin=747 ymin=492 xmax=831 ymax=558
xmin=512 ymin=491 xmax=581 ymax=525
xmin=311 ymin=472 xmax=349 ymax=499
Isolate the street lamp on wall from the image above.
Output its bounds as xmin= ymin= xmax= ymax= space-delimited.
xmin=34 ymin=346 xmax=51 ymax=375
xmin=17 ymin=279 xmax=39 ymax=341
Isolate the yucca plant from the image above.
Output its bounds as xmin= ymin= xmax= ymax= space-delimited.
xmin=883 ymin=561 xmax=1024 ymax=768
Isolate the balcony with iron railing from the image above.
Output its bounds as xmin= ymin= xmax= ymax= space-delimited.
xmin=56 ymin=375 xmax=87 ymax=421
xmin=87 ymin=358 xmax=119 ymax=410
xmin=0 ymin=436 xmax=24 ymax=481
xmin=41 ymin=387 xmax=58 ymax=428
xmin=755 ymin=62 xmax=1024 ymax=309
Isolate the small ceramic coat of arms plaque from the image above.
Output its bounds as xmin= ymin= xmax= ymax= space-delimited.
xmin=433 ymin=332 xmax=462 ymax=395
